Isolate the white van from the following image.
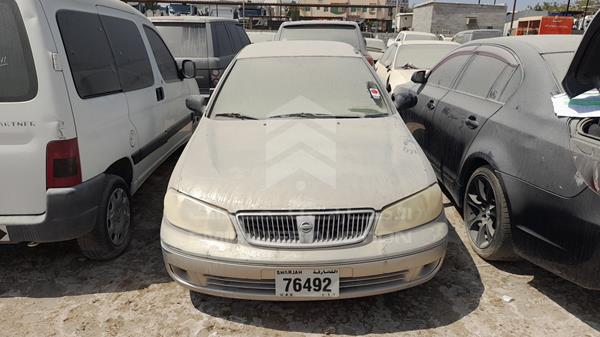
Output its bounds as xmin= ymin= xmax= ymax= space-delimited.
xmin=0 ymin=0 xmax=199 ymax=259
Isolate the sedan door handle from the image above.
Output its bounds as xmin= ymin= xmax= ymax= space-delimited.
xmin=426 ymin=100 xmax=436 ymax=110
xmin=465 ymin=116 xmax=480 ymax=129
xmin=156 ymin=87 xmax=165 ymax=101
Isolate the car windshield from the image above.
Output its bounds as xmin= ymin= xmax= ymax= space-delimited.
xmin=210 ymin=57 xmax=390 ymax=120
xmin=404 ymin=34 xmax=438 ymax=41
xmin=279 ymin=25 xmax=359 ymax=49
xmin=154 ymin=23 xmax=208 ymax=58
xmin=394 ymin=44 xmax=457 ymax=69
xmin=541 ymin=52 xmax=575 ymax=91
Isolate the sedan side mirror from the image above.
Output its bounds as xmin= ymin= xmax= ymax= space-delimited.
xmin=392 ymin=87 xmax=417 ymax=111
xmin=411 ymin=70 xmax=427 ymax=84
xmin=181 ymin=60 xmax=196 ymax=79
xmin=185 ymin=95 xmax=207 ymax=119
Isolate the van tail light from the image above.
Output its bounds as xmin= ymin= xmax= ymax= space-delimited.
xmin=210 ymin=69 xmax=222 ymax=86
xmin=46 ymin=138 xmax=82 ymax=189
xmin=365 ymin=54 xmax=375 ymax=67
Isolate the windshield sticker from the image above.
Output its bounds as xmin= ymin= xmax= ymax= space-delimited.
xmin=369 ymin=88 xmax=381 ymax=100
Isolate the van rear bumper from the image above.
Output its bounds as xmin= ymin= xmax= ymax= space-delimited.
xmin=0 ymin=174 xmax=106 ymax=243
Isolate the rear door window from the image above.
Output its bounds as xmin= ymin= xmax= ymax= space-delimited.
xmin=57 ymin=10 xmax=121 ymax=99
xmin=143 ymin=26 xmax=180 ymax=82
xmin=0 ymin=0 xmax=37 ymax=102
xmin=101 ymin=15 xmax=154 ymax=92
xmin=212 ymin=22 xmax=234 ymax=56
xmin=454 ymin=54 xmax=507 ymax=97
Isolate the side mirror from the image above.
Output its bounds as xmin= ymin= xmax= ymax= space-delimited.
xmin=185 ymin=95 xmax=207 ymax=118
xmin=411 ymin=70 xmax=427 ymax=84
xmin=392 ymin=86 xmax=418 ymax=111
xmin=181 ymin=60 xmax=196 ymax=79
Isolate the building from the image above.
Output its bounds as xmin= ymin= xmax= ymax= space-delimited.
xmin=297 ymin=0 xmax=398 ymax=31
xmin=395 ymin=12 xmax=413 ymax=30
xmin=412 ymin=1 xmax=507 ymax=35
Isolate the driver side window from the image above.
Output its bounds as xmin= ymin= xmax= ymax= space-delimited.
xmin=427 ymin=53 xmax=471 ymax=88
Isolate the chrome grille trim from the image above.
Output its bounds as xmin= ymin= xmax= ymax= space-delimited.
xmin=236 ymin=210 xmax=375 ymax=248
xmin=204 ymin=270 xmax=409 ymax=295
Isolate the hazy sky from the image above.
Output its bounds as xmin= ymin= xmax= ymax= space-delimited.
xmin=408 ymin=0 xmax=567 ymax=11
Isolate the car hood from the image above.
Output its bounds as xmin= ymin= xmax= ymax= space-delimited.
xmin=172 ymin=116 xmax=436 ymax=212
xmin=563 ymin=11 xmax=600 ymax=97
xmin=389 ymin=68 xmax=422 ymax=91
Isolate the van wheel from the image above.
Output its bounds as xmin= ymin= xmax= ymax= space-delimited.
xmin=463 ymin=166 xmax=517 ymax=261
xmin=77 ymin=175 xmax=132 ymax=260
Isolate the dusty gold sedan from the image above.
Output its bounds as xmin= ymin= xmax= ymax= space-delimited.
xmin=161 ymin=41 xmax=448 ymax=300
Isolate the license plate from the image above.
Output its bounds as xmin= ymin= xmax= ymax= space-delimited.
xmin=275 ymin=269 xmax=339 ymax=298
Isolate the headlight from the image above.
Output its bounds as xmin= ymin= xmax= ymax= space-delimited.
xmin=375 ymin=184 xmax=443 ymax=236
xmin=163 ymin=189 xmax=236 ymax=241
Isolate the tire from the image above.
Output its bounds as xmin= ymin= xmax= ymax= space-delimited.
xmin=77 ymin=175 xmax=132 ymax=260
xmin=463 ymin=166 xmax=517 ymax=261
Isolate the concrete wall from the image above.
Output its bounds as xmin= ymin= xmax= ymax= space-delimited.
xmin=413 ymin=2 xmax=507 ymax=35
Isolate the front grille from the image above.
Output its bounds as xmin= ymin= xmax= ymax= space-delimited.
xmin=236 ymin=210 xmax=375 ymax=247
xmin=204 ymin=270 xmax=410 ymax=296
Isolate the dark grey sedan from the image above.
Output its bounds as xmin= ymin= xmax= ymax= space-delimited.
xmin=393 ymin=26 xmax=600 ymax=289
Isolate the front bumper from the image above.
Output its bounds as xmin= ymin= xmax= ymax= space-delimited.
xmin=0 ymin=174 xmax=106 ymax=243
xmin=161 ymin=214 xmax=448 ymax=300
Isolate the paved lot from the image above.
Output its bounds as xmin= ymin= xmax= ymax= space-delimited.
xmin=1 ymin=152 xmax=599 ymax=337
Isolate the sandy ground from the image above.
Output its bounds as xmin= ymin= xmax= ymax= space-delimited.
xmin=1 ymin=152 xmax=599 ymax=337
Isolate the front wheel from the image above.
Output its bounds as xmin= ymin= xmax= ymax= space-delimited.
xmin=463 ymin=166 xmax=517 ymax=261
xmin=77 ymin=175 xmax=132 ymax=260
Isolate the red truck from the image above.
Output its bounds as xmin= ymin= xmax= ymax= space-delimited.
xmin=516 ymin=15 xmax=574 ymax=35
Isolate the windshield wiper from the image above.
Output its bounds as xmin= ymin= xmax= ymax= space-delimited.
xmin=214 ymin=112 xmax=257 ymax=120
xmin=401 ymin=63 xmax=419 ymax=70
xmin=268 ymin=112 xmax=359 ymax=119
xmin=364 ymin=113 xmax=390 ymax=118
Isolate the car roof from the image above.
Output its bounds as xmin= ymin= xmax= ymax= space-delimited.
xmin=149 ymin=16 xmax=239 ymax=24
xmin=89 ymin=0 xmax=148 ymax=19
xmin=279 ymin=20 xmax=359 ymax=28
xmin=468 ymin=35 xmax=582 ymax=54
xmin=401 ymin=31 xmax=437 ymax=36
xmin=456 ymin=29 xmax=502 ymax=34
xmin=236 ymin=41 xmax=362 ymax=59
xmin=397 ymin=40 xmax=459 ymax=46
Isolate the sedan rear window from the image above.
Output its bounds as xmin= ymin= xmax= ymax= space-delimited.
xmin=541 ymin=52 xmax=575 ymax=90
xmin=154 ymin=23 xmax=208 ymax=58
xmin=404 ymin=34 xmax=438 ymax=41
xmin=0 ymin=0 xmax=37 ymax=102
xmin=279 ymin=25 xmax=360 ymax=49
xmin=210 ymin=57 xmax=389 ymax=119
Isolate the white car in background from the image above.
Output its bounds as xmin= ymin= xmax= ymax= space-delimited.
xmin=365 ymin=37 xmax=386 ymax=62
xmin=387 ymin=31 xmax=439 ymax=47
xmin=376 ymin=41 xmax=459 ymax=92
xmin=161 ymin=41 xmax=448 ymax=300
xmin=247 ymin=31 xmax=276 ymax=43
xmin=0 ymin=0 xmax=199 ymax=259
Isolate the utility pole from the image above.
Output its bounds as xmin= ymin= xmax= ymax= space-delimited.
xmin=508 ymin=0 xmax=517 ymax=35
xmin=395 ymin=0 xmax=399 ymax=31
xmin=566 ymin=0 xmax=571 ymax=12
xmin=584 ymin=0 xmax=590 ymax=17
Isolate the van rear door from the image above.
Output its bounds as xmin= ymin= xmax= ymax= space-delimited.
xmin=0 ymin=0 xmax=75 ymax=215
